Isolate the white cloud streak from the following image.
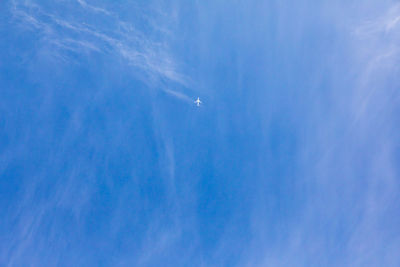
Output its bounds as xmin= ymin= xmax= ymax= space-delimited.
xmin=225 ymin=1 xmax=400 ymax=266
xmin=10 ymin=0 xmax=189 ymax=89
xmin=76 ymin=0 xmax=113 ymax=16
xmin=163 ymin=88 xmax=193 ymax=103
xmin=2 ymin=1 xmax=194 ymax=265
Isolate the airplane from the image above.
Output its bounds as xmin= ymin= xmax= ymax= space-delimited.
xmin=194 ymin=97 xmax=202 ymax=107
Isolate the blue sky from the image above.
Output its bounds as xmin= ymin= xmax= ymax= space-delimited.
xmin=1 ymin=0 xmax=400 ymax=266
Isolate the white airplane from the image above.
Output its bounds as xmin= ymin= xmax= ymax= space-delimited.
xmin=194 ymin=97 xmax=202 ymax=107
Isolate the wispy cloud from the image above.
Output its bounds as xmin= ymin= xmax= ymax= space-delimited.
xmin=76 ymin=0 xmax=113 ymax=16
xmin=163 ymin=88 xmax=193 ymax=103
xmin=2 ymin=1 xmax=195 ymax=266
xmin=355 ymin=3 xmax=400 ymax=34
xmin=10 ymin=0 xmax=189 ymax=88
xmin=225 ymin=2 xmax=400 ymax=266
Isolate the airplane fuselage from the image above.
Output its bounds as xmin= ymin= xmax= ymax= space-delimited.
xmin=195 ymin=97 xmax=201 ymax=107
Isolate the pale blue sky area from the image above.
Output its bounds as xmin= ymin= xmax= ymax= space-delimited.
xmin=1 ymin=0 xmax=400 ymax=266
